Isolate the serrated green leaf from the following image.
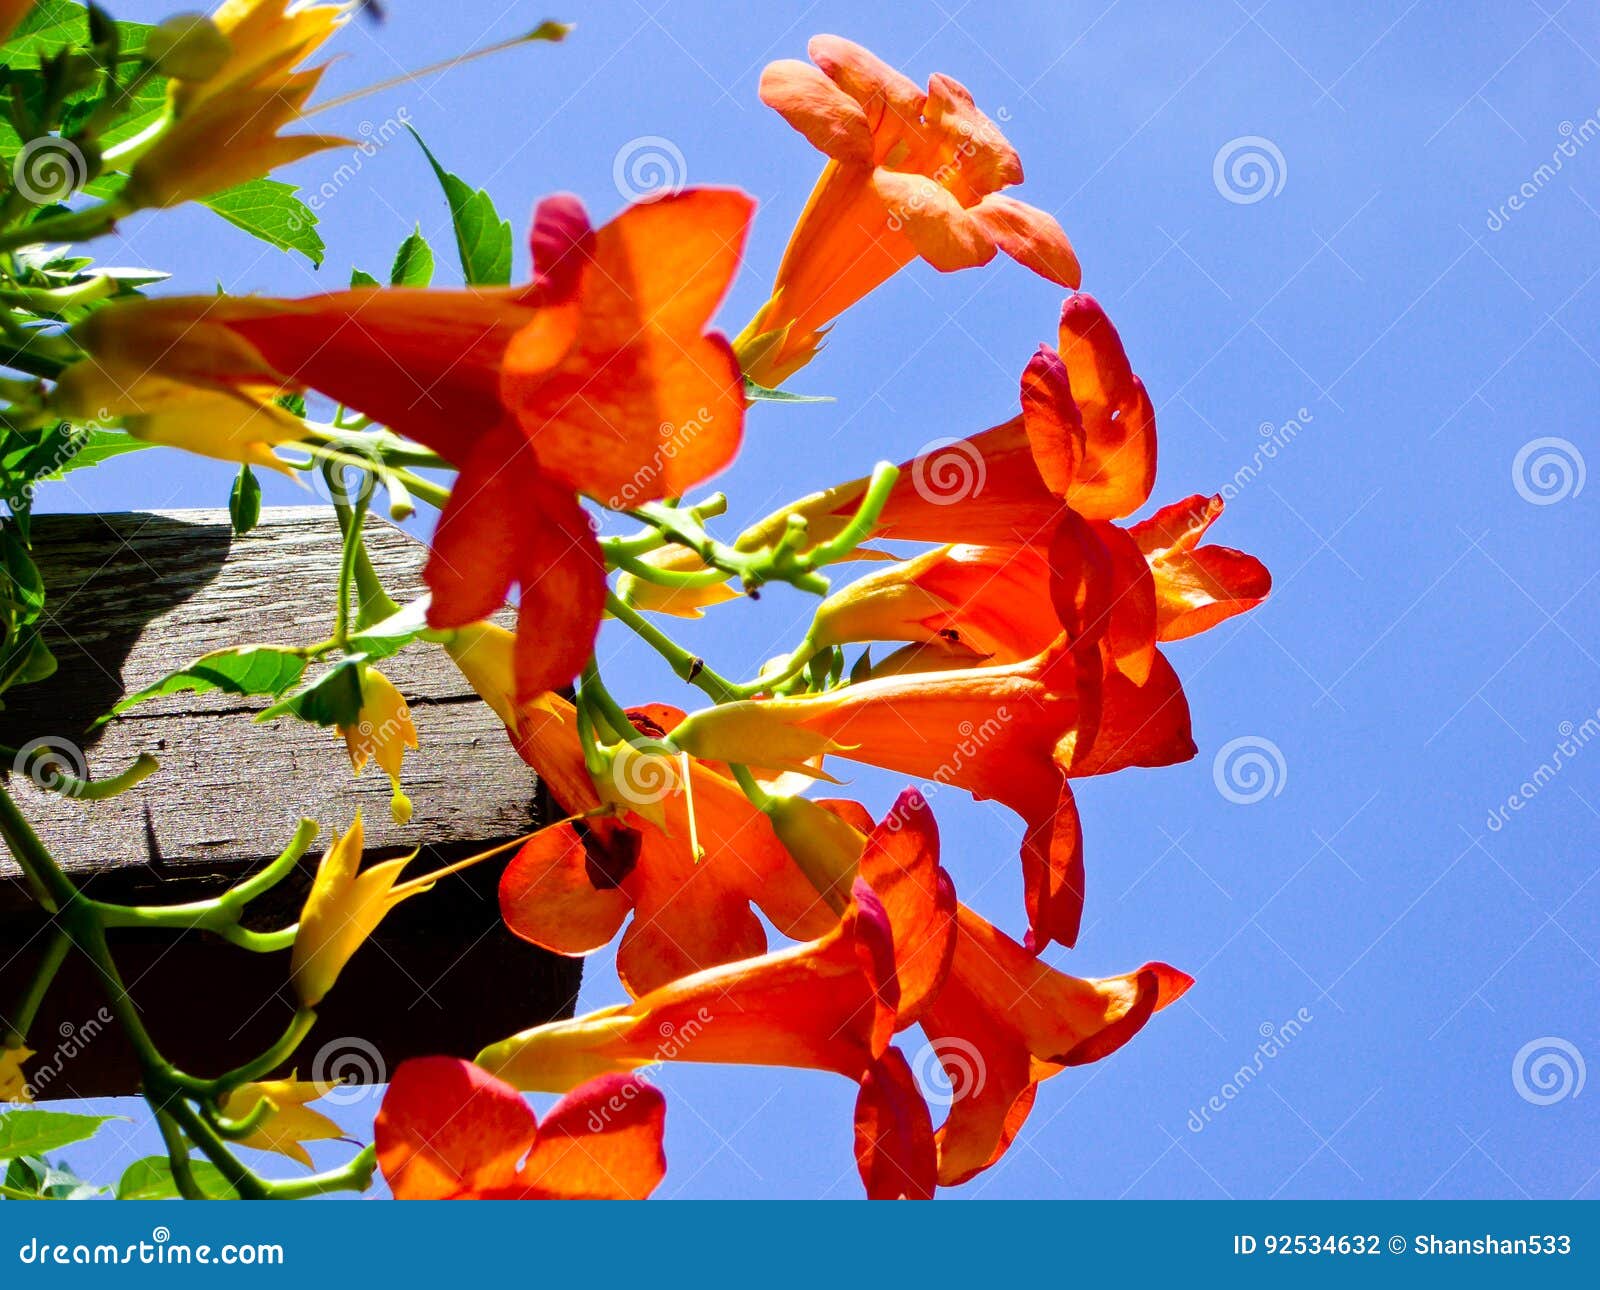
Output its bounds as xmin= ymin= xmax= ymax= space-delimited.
xmin=201 ymin=178 xmax=324 ymax=266
xmin=389 ymin=225 xmax=434 ymax=287
xmin=407 ymin=127 xmax=511 ymax=286
xmin=0 ymin=1110 xmax=112 ymax=1161
xmin=38 ymin=427 xmax=153 ymax=481
xmin=743 ymin=378 xmax=835 ymax=404
xmin=229 ymin=464 xmax=261 ymax=534
xmin=257 ymin=655 xmax=364 ymax=727
xmin=95 ymin=646 xmax=307 ymax=727
xmin=115 ymin=1156 xmax=238 ymax=1200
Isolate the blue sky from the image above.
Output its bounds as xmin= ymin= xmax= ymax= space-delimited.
xmin=37 ymin=0 xmax=1600 ymax=1199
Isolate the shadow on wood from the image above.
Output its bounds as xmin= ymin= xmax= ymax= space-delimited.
xmin=0 ymin=509 xmax=581 ymax=1098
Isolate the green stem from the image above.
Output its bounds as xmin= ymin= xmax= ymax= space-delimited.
xmin=603 ymin=592 xmax=738 ymax=704
xmin=0 ymin=746 xmax=159 ymax=801
xmin=4 ymin=927 xmax=70 ymax=1043
xmin=208 ymin=1010 xmax=317 ymax=1095
xmin=0 ymin=201 xmax=126 ymax=253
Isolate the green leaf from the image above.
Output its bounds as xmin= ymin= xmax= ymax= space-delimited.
xmin=743 ymin=377 xmax=835 ymax=404
xmin=115 ymin=1156 xmax=238 ymax=1201
xmin=257 ymin=655 xmax=365 ymax=728
xmin=389 ymin=225 xmax=434 ymax=287
xmin=229 ymin=464 xmax=261 ymax=535
xmin=407 ymin=127 xmax=511 ymax=286
xmin=201 ymin=179 xmax=325 ymax=266
xmin=345 ymin=596 xmax=430 ymax=662
xmin=0 ymin=1110 xmax=112 ymax=1161
xmin=41 ymin=427 xmax=153 ymax=481
xmin=94 ymin=646 xmax=307 ymax=727
xmin=1 ymin=0 xmax=153 ymax=69
xmin=349 ymin=268 xmax=379 ymax=287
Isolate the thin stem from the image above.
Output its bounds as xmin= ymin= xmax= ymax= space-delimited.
xmin=0 ymin=746 xmax=159 ymax=801
xmin=603 ymin=592 xmax=738 ymax=703
xmin=4 ymin=927 xmax=70 ymax=1042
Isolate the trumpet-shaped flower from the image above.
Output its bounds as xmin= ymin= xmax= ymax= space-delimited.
xmin=477 ymin=876 xmax=938 ymax=1198
xmin=376 ymin=1058 xmax=666 ymax=1200
xmin=739 ymin=36 xmax=1078 ymax=386
xmin=289 ymin=814 xmax=427 ymax=1007
xmin=122 ymin=0 xmax=349 ymax=209
xmin=61 ymin=188 xmax=753 ymax=697
xmin=922 ymin=905 xmax=1191 ymax=1184
xmin=217 ymin=1077 xmax=342 ymax=1168
xmin=671 ymin=636 xmax=1194 ymax=951
xmin=449 ymin=621 xmax=839 ymax=995
xmin=337 ymin=666 xmax=419 ymax=825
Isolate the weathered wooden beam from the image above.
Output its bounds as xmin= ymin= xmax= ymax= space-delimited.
xmin=0 ymin=508 xmax=579 ymax=1097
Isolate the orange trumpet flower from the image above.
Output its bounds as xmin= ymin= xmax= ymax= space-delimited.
xmin=481 ymin=793 xmax=957 ymax=1198
xmin=376 ymin=1059 xmax=666 ymax=1200
xmin=920 ymin=906 xmax=1192 ymax=1185
xmin=738 ymin=35 xmax=1078 ymax=388
xmin=671 ymin=636 xmax=1195 ymax=951
xmin=447 ymin=622 xmax=838 ymax=995
xmin=59 ymin=189 xmax=753 ymax=696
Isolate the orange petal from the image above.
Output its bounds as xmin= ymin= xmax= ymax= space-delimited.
xmin=519 ymin=1072 xmax=667 ymax=1199
xmin=969 ymin=194 xmax=1080 ymax=287
xmin=510 ymin=478 xmax=607 ymax=698
xmin=870 ymin=169 xmax=997 ymax=272
xmin=858 ymin=789 xmax=956 ymax=1027
xmin=499 ymin=822 xmax=633 ymax=957
xmin=1131 ymin=494 xmax=1271 ymax=640
xmin=1019 ymin=345 xmax=1085 ymax=498
xmin=854 ymin=1048 xmax=937 ymax=1199
xmin=376 ymin=1057 xmax=535 ymax=1199
xmin=760 ymin=58 xmax=874 ymax=163
xmin=807 ymin=34 xmax=925 ymax=130
xmin=1057 ymin=294 xmax=1157 ymax=519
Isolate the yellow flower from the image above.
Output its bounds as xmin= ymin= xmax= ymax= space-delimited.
xmin=122 ymin=0 xmax=349 ymax=209
xmin=218 ymin=1077 xmax=342 ymax=1168
xmin=338 ymin=667 xmax=418 ymax=826
xmin=289 ymin=815 xmax=428 ymax=1007
xmin=1 ymin=1044 xmax=34 ymax=1104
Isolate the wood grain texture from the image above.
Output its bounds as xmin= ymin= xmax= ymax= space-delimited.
xmin=0 ymin=508 xmax=580 ymax=1095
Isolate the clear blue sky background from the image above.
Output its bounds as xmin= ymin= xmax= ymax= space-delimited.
xmin=36 ymin=0 xmax=1600 ymax=1199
